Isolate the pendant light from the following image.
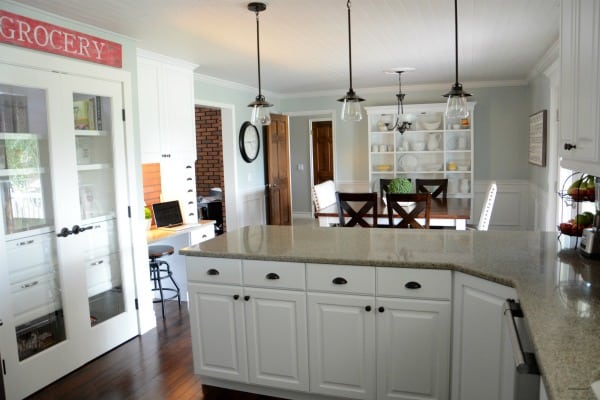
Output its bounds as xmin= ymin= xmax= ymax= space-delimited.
xmin=443 ymin=0 xmax=471 ymax=120
xmin=248 ymin=2 xmax=272 ymax=126
xmin=385 ymin=67 xmax=415 ymax=133
xmin=338 ymin=0 xmax=364 ymax=122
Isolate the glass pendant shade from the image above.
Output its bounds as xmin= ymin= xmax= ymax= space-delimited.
xmin=443 ymin=83 xmax=470 ymax=119
xmin=339 ymin=89 xmax=364 ymax=122
xmin=248 ymin=94 xmax=272 ymax=126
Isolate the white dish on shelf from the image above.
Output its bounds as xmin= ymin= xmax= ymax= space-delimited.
xmin=399 ymin=155 xmax=418 ymax=171
xmin=422 ymin=163 xmax=442 ymax=171
xmin=457 ymin=164 xmax=470 ymax=171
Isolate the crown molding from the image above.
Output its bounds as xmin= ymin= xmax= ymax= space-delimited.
xmin=527 ymin=40 xmax=559 ymax=82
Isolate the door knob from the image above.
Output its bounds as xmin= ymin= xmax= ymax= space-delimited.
xmin=71 ymin=225 xmax=92 ymax=234
xmin=56 ymin=227 xmax=72 ymax=237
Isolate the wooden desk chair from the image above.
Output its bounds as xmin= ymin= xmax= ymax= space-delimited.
xmin=415 ymin=178 xmax=448 ymax=199
xmin=385 ymin=192 xmax=432 ymax=229
xmin=336 ymin=192 xmax=378 ymax=227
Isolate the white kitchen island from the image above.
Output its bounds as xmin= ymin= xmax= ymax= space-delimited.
xmin=181 ymin=225 xmax=600 ymax=400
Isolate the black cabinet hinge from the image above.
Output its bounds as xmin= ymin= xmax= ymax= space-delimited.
xmin=127 ymin=206 xmax=131 ymax=218
xmin=122 ymin=109 xmax=126 ymax=121
xmin=135 ymin=298 xmax=139 ymax=310
xmin=2 ymin=358 xmax=6 ymax=375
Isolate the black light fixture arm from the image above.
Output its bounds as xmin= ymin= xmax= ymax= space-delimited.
xmin=453 ymin=0 xmax=459 ymax=86
xmin=253 ymin=3 xmax=264 ymax=98
xmin=346 ymin=0 xmax=354 ymax=93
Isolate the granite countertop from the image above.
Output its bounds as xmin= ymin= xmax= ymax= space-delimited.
xmin=180 ymin=225 xmax=600 ymax=400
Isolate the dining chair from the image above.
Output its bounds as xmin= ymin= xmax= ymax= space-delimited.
xmin=312 ymin=180 xmax=337 ymax=215
xmin=385 ymin=192 xmax=432 ymax=229
xmin=467 ymin=181 xmax=497 ymax=231
xmin=336 ymin=192 xmax=378 ymax=227
xmin=415 ymin=178 xmax=448 ymax=199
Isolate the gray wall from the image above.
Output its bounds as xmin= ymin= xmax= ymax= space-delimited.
xmin=527 ymin=73 xmax=552 ymax=190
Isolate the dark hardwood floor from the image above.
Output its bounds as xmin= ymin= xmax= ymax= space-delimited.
xmin=27 ymin=301 xmax=285 ymax=400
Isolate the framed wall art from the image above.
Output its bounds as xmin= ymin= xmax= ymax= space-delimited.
xmin=528 ymin=109 xmax=547 ymax=167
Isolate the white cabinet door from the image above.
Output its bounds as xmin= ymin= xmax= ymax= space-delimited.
xmin=137 ymin=57 xmax=162 ymax=163
xmin=307 ymin=292 xmax=376 ymax=399
xmin=560 ymin=0 xmax=600 ymax=170
xmin=137 ymin=52 xmax=197 ymax=163
xmin=244 ymin=287 xmax=309 ymax=392
xmin=376 ymin=297 xmax=451 ymax=400
xmin=162 ymin=63 xmax=196 ymax=161
xmin=187 ymin=282 xmax=248 ymax=382
xmin=451 ymin=272 xmax=517 ymax=400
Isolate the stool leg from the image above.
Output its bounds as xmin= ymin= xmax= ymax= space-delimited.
xmin=156 ymin=268 xmax=166 ymax=319
xmin=160 ymin=260 xmax=181 ymax=310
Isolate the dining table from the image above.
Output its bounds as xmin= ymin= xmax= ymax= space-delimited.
xmin=315 ymin=197 xmax=472 ymax=230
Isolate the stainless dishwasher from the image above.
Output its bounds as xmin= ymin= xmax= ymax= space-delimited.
xmin=503 ymin=299 xmax=540 ymax=400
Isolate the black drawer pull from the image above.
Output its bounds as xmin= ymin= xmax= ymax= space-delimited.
xmin=365 ymin=305 xmax=372 ymax=312
xmin=378 ymin=306 xmax=385 ymax=313
xmin=404 ymin=281 xmax=422 ymax=290
xmin=266 ymin=272 xmax=280 ymax=280
xmin=233 ymin=294 xmax=240 ymax=300
xmin=186 ymin=165 xmax=192 ymax=169
xmin=244 ymin=295 xmax=250 ymax=301
xmin=332 ymin=277 xmax=347 ymax=285
xmin=207 ymin=268 xmax=220 ymax=276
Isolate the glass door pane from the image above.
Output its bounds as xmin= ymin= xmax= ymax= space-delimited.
xmin=72 ymin=92 xmax=124 ymax=326
xmin=0 ymin=84 xmax=66 ymax=361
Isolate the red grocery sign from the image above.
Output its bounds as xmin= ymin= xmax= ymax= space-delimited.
xmin=0 ymin=10 xmax=122 ymax=68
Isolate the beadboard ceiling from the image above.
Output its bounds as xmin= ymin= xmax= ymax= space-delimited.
xmin=12 ymin=0 xmax=560 ymax=95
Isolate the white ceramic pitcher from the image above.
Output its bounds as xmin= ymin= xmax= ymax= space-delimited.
xmin=427 ymin=133 xmax=441 ymax=150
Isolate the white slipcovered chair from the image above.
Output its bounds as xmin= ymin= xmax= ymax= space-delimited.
xmin=468 ymin=181 xmax=497 ymax=231
xmin=312 ymin=180 xmax=337 ymax=215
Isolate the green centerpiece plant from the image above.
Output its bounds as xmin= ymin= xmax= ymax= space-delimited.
xmin=387 ymin=177 xmax=412 ymax=194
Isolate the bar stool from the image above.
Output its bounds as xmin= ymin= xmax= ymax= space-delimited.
xmin=148 ymin=245 xmax=181 ymax=318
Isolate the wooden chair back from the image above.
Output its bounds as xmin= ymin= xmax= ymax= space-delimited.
xmin=385 ymin=192 xmax=432 ymax=229
xmin=415 ymin=178 xmax=448 ymax=199
xmin=336 ymin=192 xmax=378 ymax=227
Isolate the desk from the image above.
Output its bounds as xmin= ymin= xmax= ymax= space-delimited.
xmin=315 ymin=198 xmax=471 ymax=230
xmin=146 ymin=220 xmax=216 ymax=301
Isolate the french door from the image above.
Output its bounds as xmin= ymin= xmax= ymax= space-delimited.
xmin=0 ymin=64 xmax=138 ymax=400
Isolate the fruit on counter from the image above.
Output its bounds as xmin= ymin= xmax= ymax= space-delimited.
xmin=575 ymin=212 xmax=594 ymax=226
xmin=559 ymin=222 xmax=585 ymax=236
xmin=567 ymin=175 xmax=596 ymax=201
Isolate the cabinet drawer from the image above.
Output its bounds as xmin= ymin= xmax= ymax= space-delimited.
xmin=190 ymin=224 xmax=215 ymax=245
xmin=243 ymin=260 xmax=306 ymax=290
xmin=6 ymin=233 xmax=56 ymax=275
xmin=186 ymin=257 xmax=242 ymax=285
xmin=306 ymin=263 xmax=375 ymax=295
xmin=376 ymin=268 xmax=451 ymax=300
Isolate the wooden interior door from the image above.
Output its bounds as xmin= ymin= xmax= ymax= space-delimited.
xmin=312 ymin=120 xmax=334 ymax=185
xmin=264 ymin=114 xmax=292 ymax=225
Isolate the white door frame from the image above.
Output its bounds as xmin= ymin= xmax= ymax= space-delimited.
xmin=544 ymin=59 xmax=560 ymax=231
xmin=286 ymin=109 xmax=336 ymax=215
xmin=193 ymin=99 xmax=240 ymax=232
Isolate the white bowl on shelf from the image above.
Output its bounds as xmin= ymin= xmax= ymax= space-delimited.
xmin=399 ymin=155 xmax=418 ymax=171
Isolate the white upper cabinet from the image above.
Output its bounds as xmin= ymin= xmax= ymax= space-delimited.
xmin=560 ymin=0 xmax=600 ymax=174
xmin=137 ymin=50 xmax=197 ymax=163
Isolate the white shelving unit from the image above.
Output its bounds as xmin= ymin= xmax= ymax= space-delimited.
xmin=366 ymin=102 xmax=475 ymax=199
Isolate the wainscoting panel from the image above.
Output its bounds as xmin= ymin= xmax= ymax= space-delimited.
xmin=240 ymin=186 xmax=267 ymax=227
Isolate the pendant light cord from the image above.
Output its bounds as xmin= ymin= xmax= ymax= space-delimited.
xmin=453 ymin=0 xmax=459 ymax=85
xmin=255 ymin=9 xmax=263 ymax=97
xmin=346 ymin=0 xmax=354 ymax=92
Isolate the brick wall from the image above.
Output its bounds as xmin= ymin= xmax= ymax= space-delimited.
xmin=195 ymin=106 xmax=226 ymax=231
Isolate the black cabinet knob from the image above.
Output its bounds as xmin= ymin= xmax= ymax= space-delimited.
xmin=233 ymin=294 xmax=240 ymax=300
xmin=207 ymin=268 xmax=219 ymax=276
xmin=332 ymin=277 xmax=348 ymax=285
xmin=365 ymin=305 xmax=372 ymax=312
xmin=378 ymin=306 xmax=385 ymax=313
xmin=244 ymin=295 xmax=250 ymax=301
xmin=404 ymin=281 xmax=422 ymax=290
